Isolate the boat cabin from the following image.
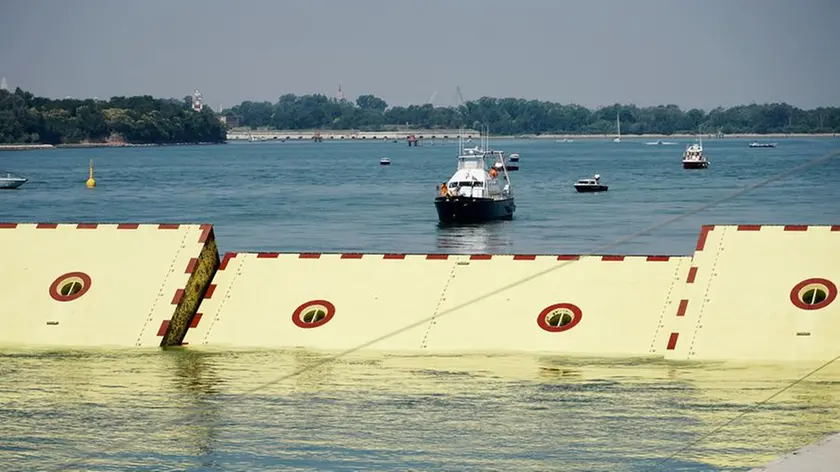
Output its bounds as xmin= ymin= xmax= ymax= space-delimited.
xmin=683 ymin=143 xmax=705 ymax=161
xmin=441 ymin=147 xmax=511 ymax=200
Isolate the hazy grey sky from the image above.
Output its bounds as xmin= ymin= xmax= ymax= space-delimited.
xmin=1 ymin=0 xmax=838 ymax=110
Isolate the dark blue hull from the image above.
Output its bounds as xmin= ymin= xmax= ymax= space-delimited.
xmin=434 ymin=196 xmax=515 ymax=223
xmin=574 ymin=184 xmax=608 ymax=193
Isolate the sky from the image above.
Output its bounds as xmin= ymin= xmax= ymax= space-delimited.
xmin=0 ymin=0 xmax=838 ymax=111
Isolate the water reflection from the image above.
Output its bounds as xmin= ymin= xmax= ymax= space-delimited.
xmin=435 ymin=220 xmax=513 ymax=253
xmin=2 ymin=349 xmax=840 ymax=471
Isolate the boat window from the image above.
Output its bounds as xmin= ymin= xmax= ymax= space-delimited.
xmin=451 ymin=181 xmax=484 ymax=188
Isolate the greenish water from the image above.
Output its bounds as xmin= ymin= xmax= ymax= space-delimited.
xmin=1 ymin=137 xmax=840 ymax=471
xmin=2 ymin=349 xmax=840 ymax=471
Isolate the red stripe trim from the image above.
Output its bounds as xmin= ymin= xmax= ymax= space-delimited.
xmin=189 ymin=313 xmax=203 ymax=328
xmin=383 ymin=254 xmax=406 ymax=259
xmin=696 ymin=225 xmax=714 ymax=251
xmin=783 ymin=225 xmax=808 ymax=231
xmin=646 ymin=255 xmax=670 ymax=262
xmin=737 ymin=224 xmax=761 ymax=231
xmin=513 ymin=255 xmax=536 ymax=260
xmin=256 ymin=252 xmax=279 ymax=258
xmin=158 ymin=223 xmax=180 ymax=229
xmin=426 ymin=254 xmax=449 ymax=260
xmin=299 ymin=253 xmax=321 ymax=259
xmin=341 ymin=253 xmax=363 ymax=259
xmin=0 ymin=223 xmax=17 ymax=229
xmin=666 ymin=332 xmax=679 ymax=350
xmin=185 ymin=258 xmax=198 ymax=274
xmin=686 ymin=267 xmax=698 ymax=284
xmin=219 ymin=252 xmax=237 ymax=270
xmin=204 ymin=284 xmax=216 ymax=299
xmin=557 ymin=255 xmax=580 ymax=261
xmin=156 ymin=320 xmax=169 ymax=337
xmin=198 ymin=224 xmax=212 ymax=243
xmin=470 ymin=254 xmax=492 ymax=260
xmin=602 ymin=255 xmax=625 ymax=261
xmin=676 ymin=299 xmax=689 ymax=316
xmin=117 ymin=223 xmax=139 ymax=229
xmin=171 ymin=289 xmax=184 ymax=305
xmin=76 ymin=223 xmax=98 ymax=229
xmin=831 ymin=226 xmax=840 ymax=231
xmin=36 ymin=223 xmax=58 ymax=229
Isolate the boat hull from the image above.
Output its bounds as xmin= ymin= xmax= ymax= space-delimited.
xmin=434 ymin=196 xmax=515 ymax=223
xmin=682 ymin=160 xmax=709 ymax=169
xmin=0 ymin=178 xmax=27 ymax=189
xmin=574 ymin=184 xmax=608 ymax=193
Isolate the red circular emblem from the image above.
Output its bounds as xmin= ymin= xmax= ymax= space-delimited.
xmin=49 ymin=272 xmax=92 ymax=302
xmin=789 ymin=278 xmax=837 ymax=311
xmin=292 ymin=300 xmax=336 ymax=328
xmin=537 ymin=303 xmax=582 ymax=332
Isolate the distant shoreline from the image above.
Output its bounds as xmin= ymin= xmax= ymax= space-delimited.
xmin=0 ymin=142 xmax=224 ymax=152
xmin=1 ymin=132 xmax=836 ymax=152
xmin=228 ymin=130 xmax=838 ymax=141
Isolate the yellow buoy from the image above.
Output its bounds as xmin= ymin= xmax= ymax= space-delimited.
xmin=86 ymin=159 xmax=96 ymax=188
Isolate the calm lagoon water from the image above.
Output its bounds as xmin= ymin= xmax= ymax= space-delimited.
xmin=1 ymin=136 xmax=840 ymax=471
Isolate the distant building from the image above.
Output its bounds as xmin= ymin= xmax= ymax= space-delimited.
xmin=219 ymin=115 xmax=240 ymax=128
xmin=191 ymin=89 xmax=203 ymax=112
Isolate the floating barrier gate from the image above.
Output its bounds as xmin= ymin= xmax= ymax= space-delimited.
xmin=1 ymin=222 xmax=837 ymax=361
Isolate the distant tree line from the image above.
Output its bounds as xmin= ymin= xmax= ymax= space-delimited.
xmin=0 ymin=87 xmax=227 ymax=145
xmin=226 ymin=94 xmax=840 ymax=135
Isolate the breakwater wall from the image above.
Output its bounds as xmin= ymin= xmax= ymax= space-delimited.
xmin=228 ymin=129 xmax=480 ymax=141
xmin=1 ymin=222 xmax=838 ymax=361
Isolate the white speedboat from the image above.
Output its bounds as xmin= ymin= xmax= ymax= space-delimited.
xmin=574 ymin=174 xmax=609 ymax=193
xmin=0 ymin=171 xmax=28 ymax=189
xmin=380 ymin=157 xmax=391 ymax=165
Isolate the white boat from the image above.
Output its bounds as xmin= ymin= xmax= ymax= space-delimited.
xmin=435 ymin=130 xmax=516 ymax=224
xmin=555 ymin=138 xmax=575 ymax=143
xmin=496 ymin=152 xmax=519 ymax=171
xmin=748 ymin=141 xmax=777 ymax=148
xmin=574 ymin=174 xmax=609 ymax=193
xmin=681 ymin=136 xmax=709 ymax=169
xmin=0 ymin=171 xmax=28 ymax=189
xmin=379 ymin=157 xmax=391 ymax=165
xmin=613 ymin=111 xmax=621 ymax=143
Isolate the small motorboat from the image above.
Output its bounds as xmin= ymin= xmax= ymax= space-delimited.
xmin=748 ymin=141 xmax=777 ymax=148
xmin=574 ymin=174 xmax=608 ymax=193
xmin=0 ymin=171 xmax=28 ymax=189
xmin=494 ymin=161 xmax=518 ymax=171
xmin=682 ymin=142 xmax=709 ymax=169
xmin=380 ymin=157 xmax=391 ymax=165
xmin=509 ymin=153 xmax=520 ymax=163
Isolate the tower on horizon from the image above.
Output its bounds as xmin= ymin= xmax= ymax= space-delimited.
xmin=337 ymin=83 xmax=344 ymax=101
xmin=0 ymin=77 xmax=8 ymax=91
xmin=191 ymin=89 xmax=203 ymax=112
